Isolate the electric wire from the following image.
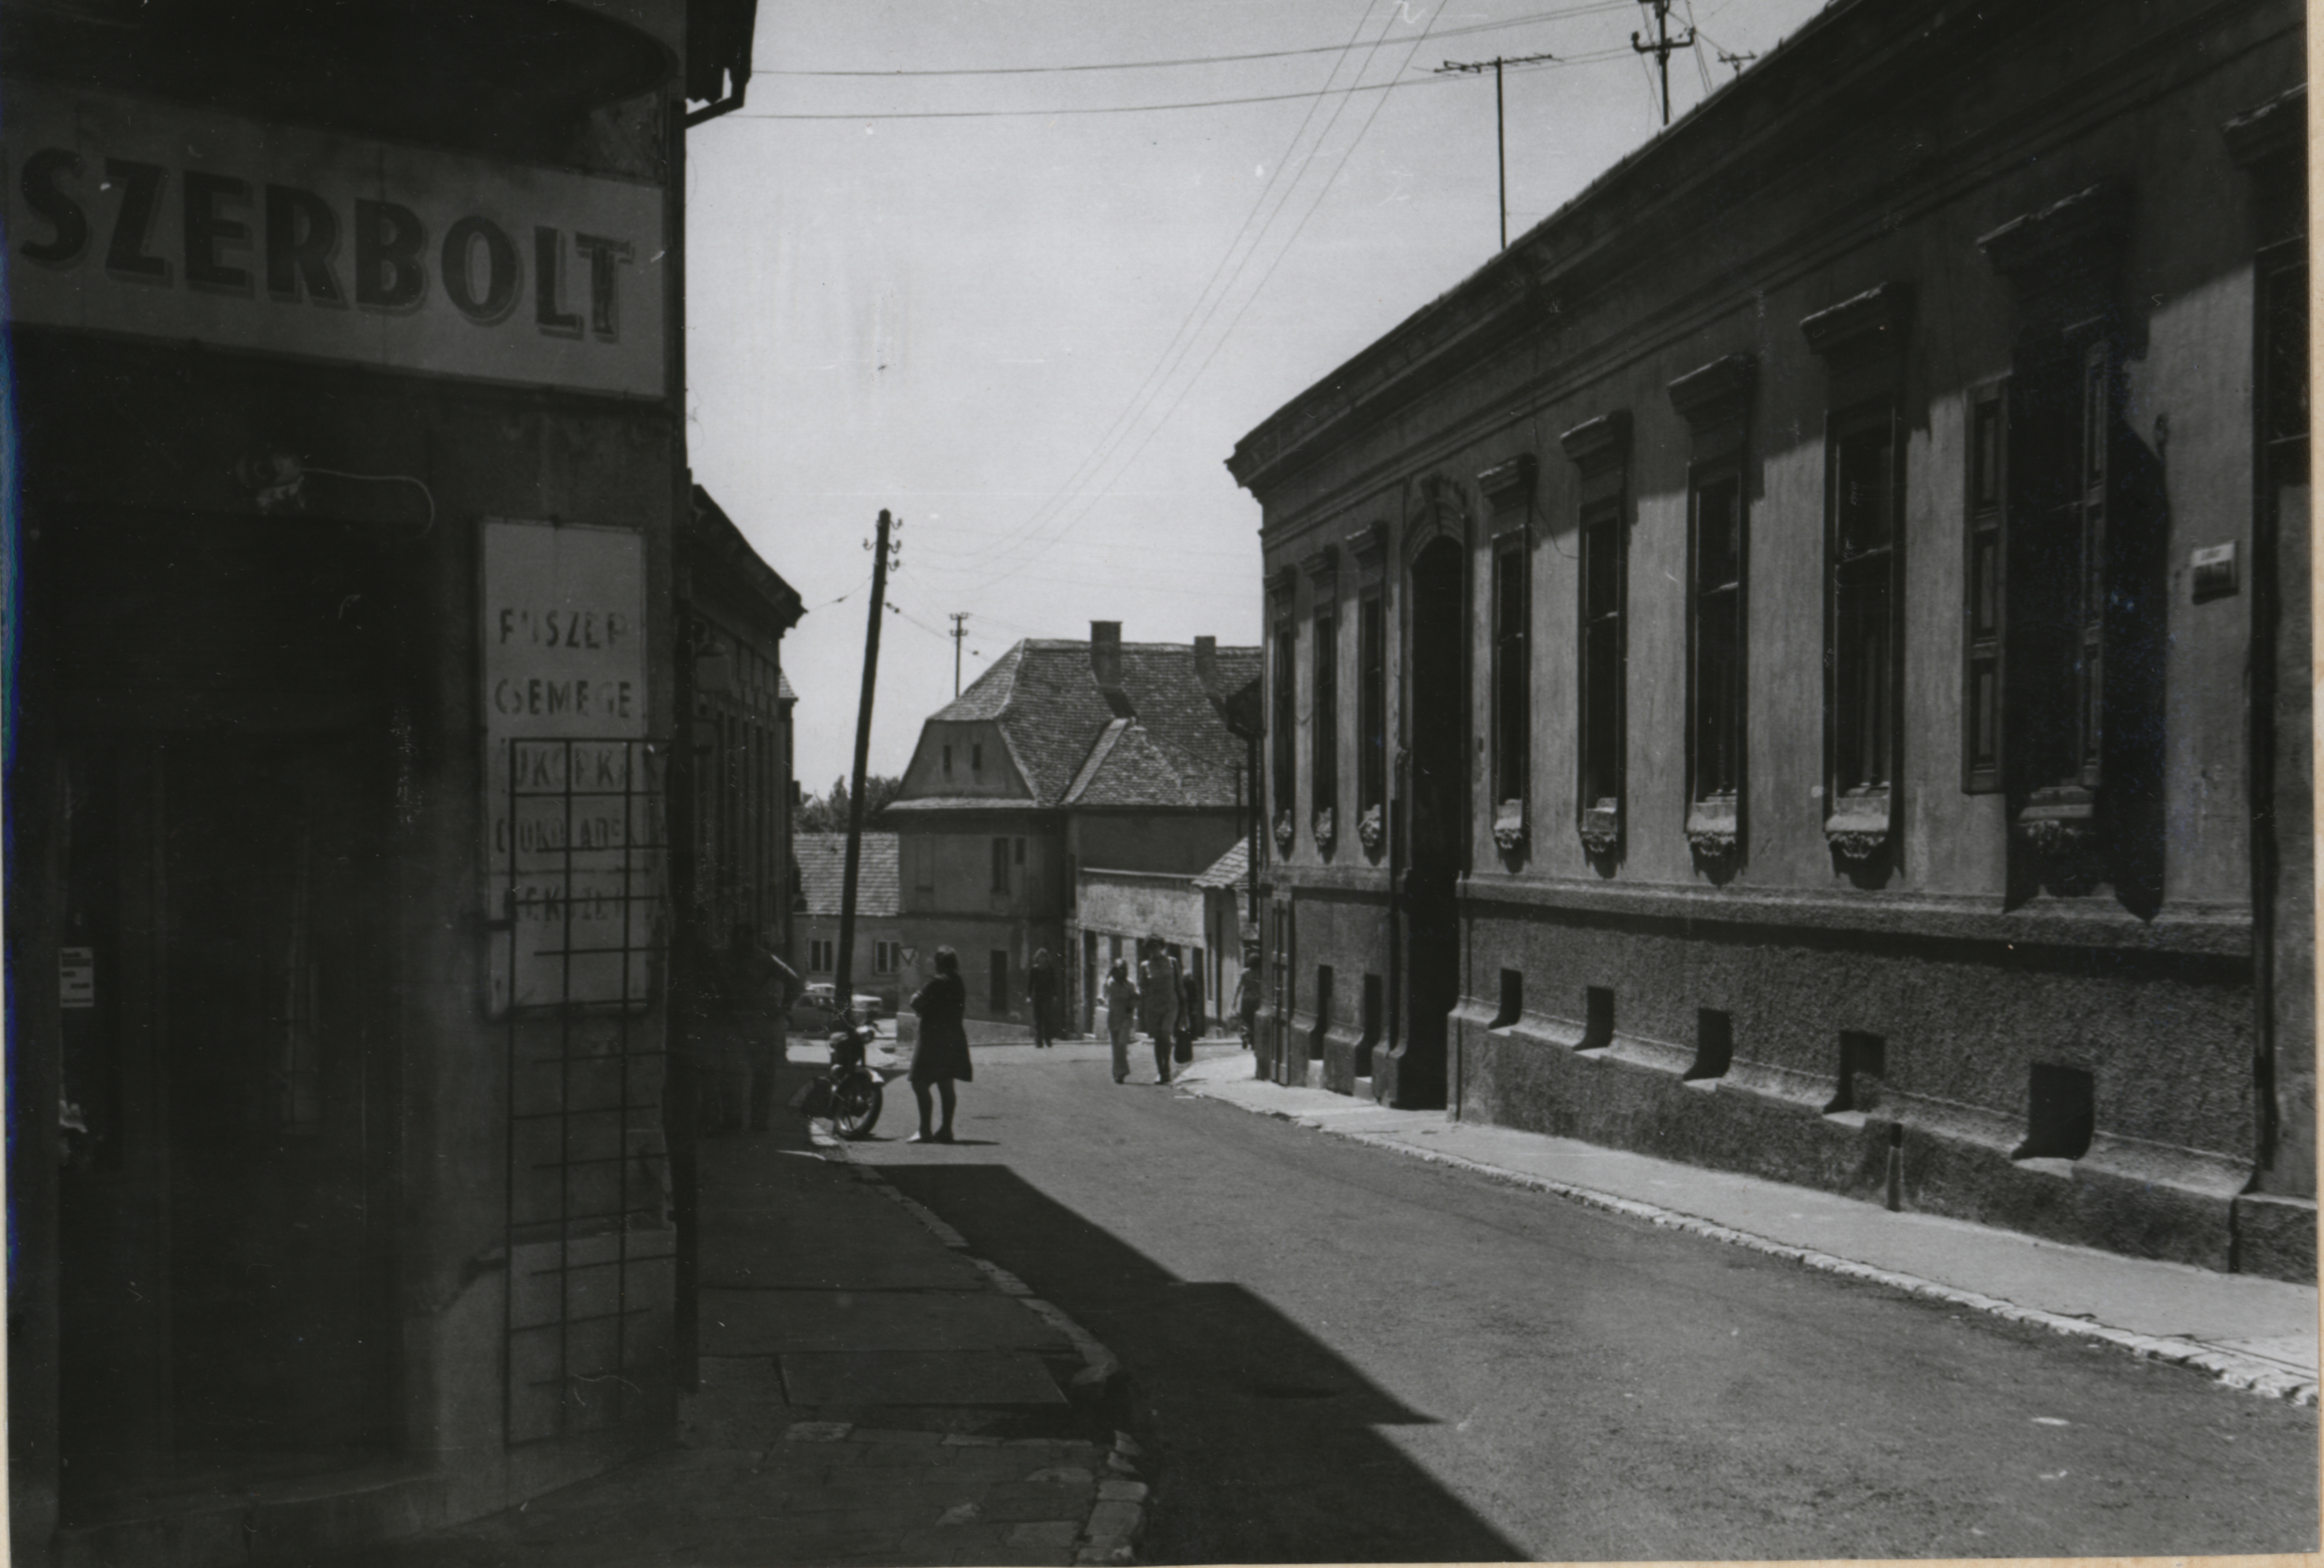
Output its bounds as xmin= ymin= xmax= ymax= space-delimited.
xmin=954 ymin=4 xmax=1449 ymax=594
xmin=756 ymin=2 xmax=1633 ymax=78
xmin=925 ymin=0 xmax=1402 ymax=580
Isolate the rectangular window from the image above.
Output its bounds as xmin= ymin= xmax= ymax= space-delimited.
xmin=809 ymin=938 xmax=834 ymax=971
xmin=1963 ymin=382 xmax=2008 ymax=793
xmin=972 ymin=742 xmax=983 ymax=771
xmin=1829 ymin=404 xmax=1900 ymax=808
xmin=991 ymin=836 xmax=1010 ymax=893
xmin=1491 ymin=538 xmax=1528 ymax=809
xmin=943 ymin=744 xmax=952 ymax=777
xmin=1311 ymin=608 xmax=1338 ymax=828
xmin=1358 ymin=591 xmax=1386 ymax=822
xmin=1014 ymin=836 xmax=1026 ymax=865
xmin=874 ymin=941 xmax=899 ymax=974
xmin=1578 ymin=498 xmax=1626 ymax=840
xmin=1271 ymin=618 xmax=1297 ymax=822
xmin=1688 ymin=469 xmax=1744 ymax=809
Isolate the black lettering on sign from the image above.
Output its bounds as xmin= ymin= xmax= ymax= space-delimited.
xmin=19 ymin=149 xmax=87 ymax=266
xmin=534 ymin=225 xmax=581 ymax=337
xmin=103 ymin=157 xmax=168 ymax=282
xmin=442 ymin=215 xmax=518 ymax=324
xmin=265 ymin=184 xmax=343 ymax=305
xmin=574 ymin=232 xmax=631 ymax=340
xmin=354 ymin=198 xmax=426 ymax=311
xmin=182 ymin=170 xmax=253 ymax=293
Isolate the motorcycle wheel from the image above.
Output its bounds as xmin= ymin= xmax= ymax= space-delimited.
xmin=833 ymin=1076 xmax=883 ymax=1140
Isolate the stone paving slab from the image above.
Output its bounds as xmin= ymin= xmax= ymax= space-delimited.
xmin=779 ymin=1349 xmax=1071 ymax=1407
xmin=701 ymin=1286 xmax=1069 ymax=1355
xmin=1176 ymin=1052 xmax=2321 ymax=1399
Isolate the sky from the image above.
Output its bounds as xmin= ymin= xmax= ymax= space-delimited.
xmin=685 ymin=0 xmax=1832 ymax=791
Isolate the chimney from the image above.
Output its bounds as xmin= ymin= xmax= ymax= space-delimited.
xmin=1090 ymin=621 xmax=1123 ymax=690
xmin=1193 ymin=635 xmax=1217 ymax=687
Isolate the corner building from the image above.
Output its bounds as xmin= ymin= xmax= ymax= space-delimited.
xmin=1229 ymin=0 xmax=2310 ymax=1279
xmin=5 ymin=3 xmax=758 ymax=1561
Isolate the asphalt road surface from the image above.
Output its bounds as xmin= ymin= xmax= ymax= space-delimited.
xmin=855 ymin=1040 xmax=2317 ymax=1564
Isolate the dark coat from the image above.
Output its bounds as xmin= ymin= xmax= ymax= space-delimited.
xmin=909 ymin=971 xmax=973 ymax=1084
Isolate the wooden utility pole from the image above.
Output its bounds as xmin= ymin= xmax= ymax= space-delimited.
xmin=1630 ymin=0 xmax=1695 ymax=128
xmin=949 ymin=611 xmax=970 ymax=696
xmin=1434 ymin=52 xmax=1555 ymax=252
xmin=834 ymin=509 xmax=899 ymax=1010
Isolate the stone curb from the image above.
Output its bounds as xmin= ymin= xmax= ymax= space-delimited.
xmin=809 ymin=1132 xmax=1153 ymax=1561
xmin=1182 ymin=1085 xmax=2321 ymax=1408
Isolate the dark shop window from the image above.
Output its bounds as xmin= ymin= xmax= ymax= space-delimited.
xmin=1272 ymin=617 xmax=1298 ymax=820
xmin=1829 ymin=404 xmax=1900 ymax=804
xmin=1491 ymin=538 xmax=1528 ymax=810
xmin=1962 ymin=381 xmax=2009 ymax=793
xmin=1690 ymin=464 xmax=1744 ymax=809
xmin=1578 ymin=497 xmax=1627 ymax=837
xmin=1358 ymin=590 xmax=1386 ymax=825
xmin=1312 ymin=608 xmax=1338 ymax=828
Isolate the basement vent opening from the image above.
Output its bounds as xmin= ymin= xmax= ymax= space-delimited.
xmin=1580 ymin=987 xmax=1614 ymax=1051
xmin=1825 ymin=1031 xmax=1886 ymax=1114
xmin=2013 ymin=1063 xmax=2094 ymax=1161
xmin=1491 ymin=968 xmax=1523 ymax=1029
xmin=1685 ymin=1009 xmax=1733 ymax=1082
xmin=1356 ymin=973 xmax=1383 ymax=1078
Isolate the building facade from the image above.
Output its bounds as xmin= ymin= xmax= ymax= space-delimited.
xmin=1229 ymin=0 xmax=2310 ymax=1279
xmin=4 ymin=3 xmax=760 ymax=1560
xmin=792 ymin=831 xmax=906 ymax=1010
xmin=888 ymin=624 xmax=1261 ymax=1029
xmin=679 ymin=483 xmax=801 ymax=955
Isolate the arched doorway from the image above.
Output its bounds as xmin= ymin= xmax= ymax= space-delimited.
xmin=1389 ymin=536 xmax=1468 ymax=1109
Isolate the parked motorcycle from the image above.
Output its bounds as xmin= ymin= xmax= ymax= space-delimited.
xmin=793 ymin=1016 xmax=883 ymax=1139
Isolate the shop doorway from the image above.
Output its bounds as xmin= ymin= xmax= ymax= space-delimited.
xmin=59 ymin=732 xmax=395 ymax=1506
xmin=1396 ymin=537 xmax=1468 ymax=1109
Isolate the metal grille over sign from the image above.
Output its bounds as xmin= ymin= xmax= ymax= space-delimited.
xmin=480 ymin=520 xmax=672 ymax=1444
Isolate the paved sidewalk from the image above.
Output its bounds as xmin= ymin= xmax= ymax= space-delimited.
xmin=350 ymin=1071 xmax=1147 ymax=1567
xmin=1174 ymin=1050 xmax=2321 ymax=1404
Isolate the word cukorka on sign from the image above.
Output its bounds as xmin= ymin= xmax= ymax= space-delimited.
xmin=1 ymin=80 xmax=665 ymax=399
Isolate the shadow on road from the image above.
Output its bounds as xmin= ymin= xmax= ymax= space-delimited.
xmin=871 ymin=1162 xmax=1524 ymax=1566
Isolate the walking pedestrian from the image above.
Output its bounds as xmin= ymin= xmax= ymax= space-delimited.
xmin=907 ymin=946 xmax=972 ymax=1143
xmin=1138 ymin=939 xmax=1179 ymax=1084
xmin=1180 ymin=957 xmax=1205 ymax=1055
xmin=1234 ymin=947 xmax=1261 ymax=1050
xmin=1105 ymin=960 xmax=1137 ymax=1083
xmin=723 ymin=923 xmax=802 ymax=1134
xmin=1028 ymin=948 xmax=1058 ymax=1048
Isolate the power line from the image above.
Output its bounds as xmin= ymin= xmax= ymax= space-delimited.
xmin=936 ymin=0 xmax=1409 ymax=584
xmin=755 ymin=3 xmax=1633 ymax=78
xmin=730 ymin=46 xmax=1625 ymax=121
xmin=966 ymin=6 xmax=1449 ymax=589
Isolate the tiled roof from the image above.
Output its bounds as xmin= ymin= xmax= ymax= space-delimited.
xmin=779 ymin=671 xmax=797 ymax=702
xmin=792 ymin=832 xmax=900 ymax=918
xmin=1192 ymin=839 xmax=1251 ymax=889
xmin=914 ymin=638 xmax=1261 ymax=809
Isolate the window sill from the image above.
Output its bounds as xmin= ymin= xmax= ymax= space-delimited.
xmin=1577 ymin=803 xmax=1620 ymax=858
xmin=1823 ymin=790 xmax=1890 ymax=861
xmin=1686 ymin=797 xmax=1739 ymax=860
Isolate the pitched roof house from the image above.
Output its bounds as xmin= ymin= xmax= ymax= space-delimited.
xmin=790 ymin=831 xmax=905 ymax=1003
xmin=887 ymin=623 xmax=1261 ymax=1025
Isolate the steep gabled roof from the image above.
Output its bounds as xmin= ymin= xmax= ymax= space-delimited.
xmin=1192 ymin=839 xmax=1251 ymax=890
xmin=909 ymin=637 xmax=1261 ymax=810
xmin=792 ymin=832 xmax=900 ymax=918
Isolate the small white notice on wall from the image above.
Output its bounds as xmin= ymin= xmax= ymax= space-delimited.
xmin=59 ymin=947 xmax=94 ymax=1009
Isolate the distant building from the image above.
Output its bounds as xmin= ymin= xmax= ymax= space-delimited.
xmin=1229 ymin=0 xmax=2309 ymax=1278
xmin=888 ymin=623 xmax=1262 ymax=1029
xmin=680 ymin=483 xmax=802 ymax=954
xmin=1192 ymin=840 xmax=1258 ymax=1035
xmin=791 ymin=832 xmax=905 ymax=1009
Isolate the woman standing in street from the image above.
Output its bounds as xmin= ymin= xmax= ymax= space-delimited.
xmin=908 ymin=947 xmax=972 ymax=1143
xmin=1104 ymin=959 xmax=1138 ymax=1083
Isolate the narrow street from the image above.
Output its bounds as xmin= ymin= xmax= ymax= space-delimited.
xmin=854 ymin=1041 xmax=2318 ymax=1565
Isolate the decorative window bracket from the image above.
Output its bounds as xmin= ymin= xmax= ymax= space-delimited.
xmin=1311 ymin=806 xmax=1336 ymax=853
xmin=1357 ymin=802 xmax=1385 ymax=854
xmin=1824 ymin=789 xmax=1891 ymax=862
xmin=1492 ymin=798 xmax=1527 ymax=855
xmin=1577 ymin=803 xmax=1621 ymax=859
